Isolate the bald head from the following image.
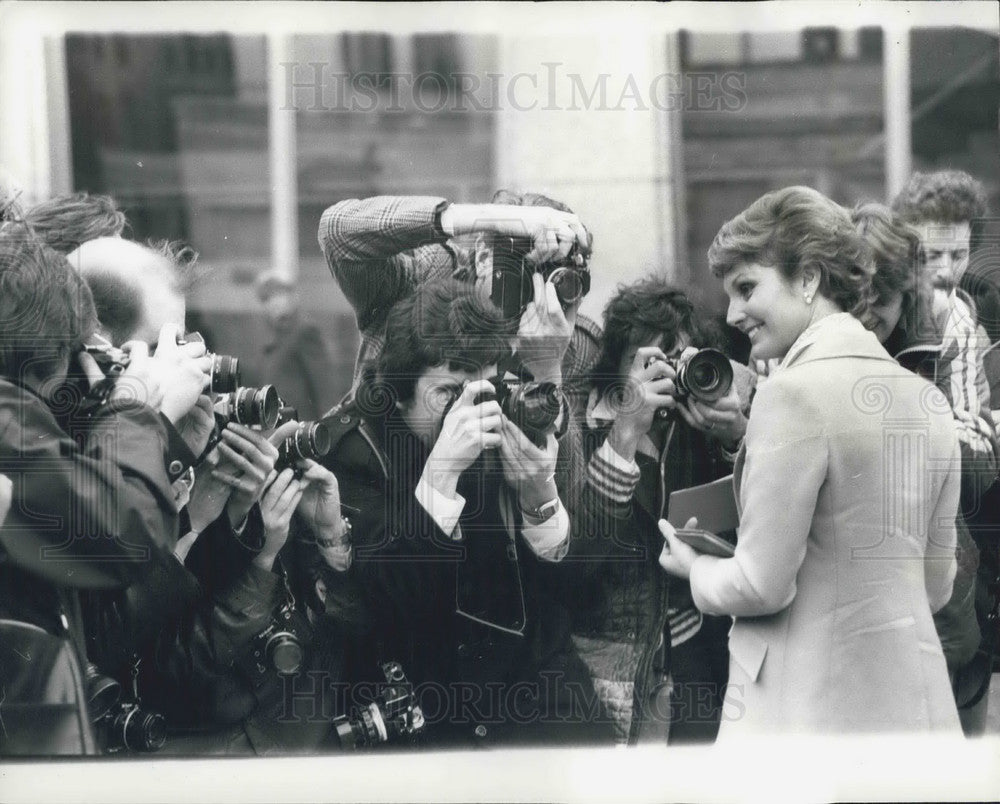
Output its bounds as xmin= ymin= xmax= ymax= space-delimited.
xmin=67 ymin=237 xmax=186 ymax=345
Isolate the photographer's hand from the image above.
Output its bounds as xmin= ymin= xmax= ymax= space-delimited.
xmin=514 ymin=273 xmax=572 ymax=384
xmin=211 ymin=423 xmax=281 ymax=528
xmin=255 ymin=468 xmax=304 ymax=571
xmin=607 ymin=345 xmax=679 ymax=461
xmin=440 ymin=203 xmax=590 ymax=266
xmin=497 ymin=418 xmax=559 ymax=513
xmin=175 ymin=394 xmax=216 ymax=456
xmin=674 ymin=347 xmax=747 ymax=448
xmin=125 ymin=323 xmax=211 ymax=423
xmin=185 ymin=449 xmax=232 ymax=534
xmin=107 ymin=341 xmax=165 ymax=411
xmin=423 ymin=380 xmax=503 ymax=499
xmin=297 ymin=460 xmax=352 ymax=572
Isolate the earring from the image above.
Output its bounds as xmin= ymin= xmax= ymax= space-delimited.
xmin=804 ymin=294 xmax=813 ymax=304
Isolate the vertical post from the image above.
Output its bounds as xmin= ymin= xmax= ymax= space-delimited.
xmin=883 ymin=25 xmax=912 ymax=202
xmin=45 ymin=36 xmax=73 ymax=197
xmin=661 ymin=31 xmax=686 ymax=286
xmin=267 ymin=33 xmax=299 ymax=281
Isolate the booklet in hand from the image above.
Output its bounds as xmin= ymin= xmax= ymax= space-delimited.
xmin=667 ymin=475 xmax=739 ymax=557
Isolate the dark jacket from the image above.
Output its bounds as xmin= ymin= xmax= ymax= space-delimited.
xmin=313 ymin=399 xmax=611 ymax=747
xmin=555 ymin=401 xmax=734 ymax=743
xmin=885 ymin=312 xmax=989 ymax=670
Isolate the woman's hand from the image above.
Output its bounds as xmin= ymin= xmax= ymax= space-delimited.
xmin=657 ymin=517 xmax=701 ymax=579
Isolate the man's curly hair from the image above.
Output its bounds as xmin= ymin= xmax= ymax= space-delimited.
xmin=373 ymin=278 xmax=513 ymax=406
xmin=23 ymin=192 xmax=127 ymax=255
xmin=590 ymin=276 xmax=721 ymax=398
xmin=891 ymin=170 xmax=988 ymax=225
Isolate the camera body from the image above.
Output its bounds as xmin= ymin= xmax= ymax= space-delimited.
xmin=85 ymin=331 xmax=241 ymax=394
xmin=245 ymin=600 xmax=310 ymax=679
xmin=490 ymin=236 xmax=590 ymax=323
xmin=476 ymin=377 xmax=562 ymax=446
xmin=333 ymin=661 xmax=425 ymax=750
xmin=99 ymin=700 xmax=168 ymax=753
xmin=646 ymin=348 xmax=734 ymax=419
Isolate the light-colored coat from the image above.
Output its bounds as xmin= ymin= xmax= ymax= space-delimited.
xmin=690 ymin=313 xmax=962 ymax=736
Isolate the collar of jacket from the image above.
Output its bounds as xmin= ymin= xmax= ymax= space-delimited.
xmin=778 ymin=312 xmax=894 ymax=371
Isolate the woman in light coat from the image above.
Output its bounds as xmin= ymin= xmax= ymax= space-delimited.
xmin=658 ymin=186 xmax=962 ymax=736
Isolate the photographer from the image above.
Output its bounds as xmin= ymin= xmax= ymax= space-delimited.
xmin=137 ymin=436 xmax=351 ymax=755
xmin=318 ymin=190 xmax=601 ymax=414
xmin=0 ymin=227 xmax=208 ymax=754
xmin=555 ymin=277 xmax=750 ymax=745
xmin=310 ymin=279 xmax=610 ymax=748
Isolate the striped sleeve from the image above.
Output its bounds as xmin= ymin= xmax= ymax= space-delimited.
xmin=587 ymin=438 xmax=641 ymax=503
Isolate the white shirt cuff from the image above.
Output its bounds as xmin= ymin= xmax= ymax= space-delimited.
xmin=521 ymin=501 xmax=570 ymax=562
xmin=415 ymin=476 xmax=466 ymax=538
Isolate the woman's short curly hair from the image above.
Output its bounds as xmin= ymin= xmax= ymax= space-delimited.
xmin=891 ymin=170 xmax=988 ymax=225
xmin=374 ymin=278 xmax=513 ymax=405
xmin=590 ymin=275 xmax=720 ymax=397
xmin=707 ymin=185 xmax=875 ymax=318
xmin=852 ymin=201 xmax=939 ymax=342
xmin=0 ymin=223 xmax=97 ymax=383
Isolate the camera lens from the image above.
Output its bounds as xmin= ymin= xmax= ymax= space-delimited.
xmin=266 ymin=631 xmax=304 ymax=675
xmin=114 ymin=706 xmax=167 ymax=752
xmin=293 ymin=421 xmax=331 ymax=460
xmin=547 ymin=267 xmax=585 ymax=306
xmin=678 ymin=349 xmax=733 ymax=402
xmin=234 ymin=385 xmax=280 ymax=429
xmin=210 ymin=354 xmax=241 ymax=394
xmin=506 ymin=382 xmax=561 ymax=443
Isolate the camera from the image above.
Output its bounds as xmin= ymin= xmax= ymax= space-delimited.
xmin=275 ymin=420 xmax=332 ymax=477
xmin=646 ymin=348 xmax=734 ymax=419
xmin=84 ymin=331 xmax=240 ymax=393
xmin=490 ymin=235 xmax=590 ymax=323
xmin=214 ymin=385 xmax=281 ymax=429
xmin=246 ymin=600 xmax=309 ymax=679
xmin=333 ymin=661 xmax=425 ymax=750
xmin=442 ymin=377 xmax=561 ymax=446
xmin=85 ymin=663 xmax=166 ymax=754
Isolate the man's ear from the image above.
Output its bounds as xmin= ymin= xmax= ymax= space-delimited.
xmin=314 ymin=578 xmax=327 ymax=606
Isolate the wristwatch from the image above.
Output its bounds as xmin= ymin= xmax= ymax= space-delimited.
xmin=521 ymin=498 xmax=560 ymax=524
